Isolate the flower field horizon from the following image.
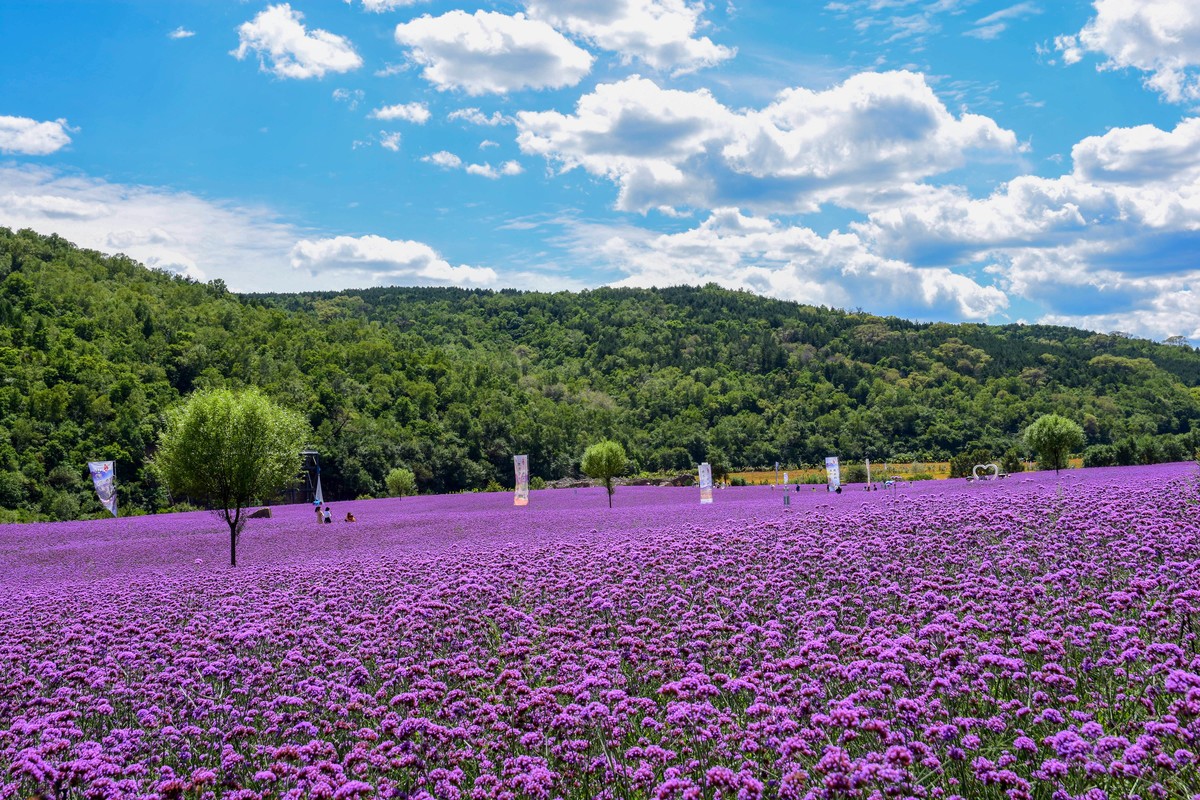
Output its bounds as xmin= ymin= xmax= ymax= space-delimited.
xmin=2 ymin=464 xmax=1199 ymax=799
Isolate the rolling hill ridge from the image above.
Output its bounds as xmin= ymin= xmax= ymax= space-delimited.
xmin=2 ymin=227 xmax=1198 ymax=520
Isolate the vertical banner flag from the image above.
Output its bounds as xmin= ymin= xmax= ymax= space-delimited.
xmin=865 ymin=458 xmax=871 ymax=488
xmin=513 ymin=455 xmax=529 ymax=506
xmin=825 ymin=456 xmax=841 ymax=492
xmin=783 ymin=471 xmax=789 ymax=487
xmin=774 ymin=461 xmax=779 ymax=490
xmin=87 ymin=461 xmax=118 ymax=517
xmin=699 ymin=462 xmax=713 ymax=504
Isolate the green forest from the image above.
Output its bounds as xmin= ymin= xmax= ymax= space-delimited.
xmin=2 ymin=227 xmax=1199 ymax=520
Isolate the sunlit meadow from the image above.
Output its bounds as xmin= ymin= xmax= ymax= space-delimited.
xmin=2 ymin=464 xmax=1199 ymax=800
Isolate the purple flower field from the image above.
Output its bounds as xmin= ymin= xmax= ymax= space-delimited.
xmin=2 ymin=465 xmax=1199 ymax=800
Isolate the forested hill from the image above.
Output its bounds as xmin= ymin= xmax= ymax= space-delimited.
xmin=3 ymin=227 xmax=1199 ymax=520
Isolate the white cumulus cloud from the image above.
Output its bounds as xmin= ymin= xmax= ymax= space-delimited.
xmin=168 ymin=26 xmax=196 ymax=40
xmin=1057 ymin=0 xmax=1200 ymax=102
xmin=350 ymin=0 xmax=426 ymax=11
xmin=422 ymin=150 xmax=463 ymax=168
xmin=523 ymin=0 xmax=734 ymax=73
xmin=599 ymin=207 xmax=1008 ymax=320
xmin=516 ymin=71 xmax=1017 ymax=214
xmin=466 ymin=161 xmax=524 ymax=179
xmin=422 ymin=149 xmax=522 ymax=178
xmin=448 ymin=107 xmax=510 ymax=126
xmin=0 ymin=115 xmax=73 ymax=155
xmin=291 ymin=235 xmax=498 ymax=286
xmin=855 ymin=117 xmax=1200 ymax=339
xmin=393 ymin=10 xmax=593 ymax=94
xmin=0 ymin=164 xmax=298 ymax=289
xmin=233 ymin=4 xmax=362 ymax=80
xmin=370 ymin=102 xmax=431 ymax=123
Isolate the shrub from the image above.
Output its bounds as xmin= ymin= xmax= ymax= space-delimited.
xmin=949 ymin=448 xmax=995 ymax=479
xmin=1001 ymin=448 xmax=1025 ymax=474
xmin=530 ymin=476 xmax=546 ymax=490
xmin=1084 ymin=444 xmax=1118 ymax=468
xmin=843 ymin=464 xmax=868 ymax=484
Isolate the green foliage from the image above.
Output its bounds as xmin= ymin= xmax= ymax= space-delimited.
xmin=1083 ymin=444 xmax=1118 ymax=468
xmin=153 ymin=388 xmax=308 ymax=565
xmin=384 ymin=467 xmax=417 ymax=498
xmin=843 ymin=463 xmax=869 ymax=484
xmin=729 ymin=476 xmax=748 ymax=486
xmin=1024 ymin=414 xmax=1086 ymax=474
xmin=949 ymin=447 xmax=996 ymax=479
xmin=2 ymin=228 xmax=1200 ymax=517
xmin=581 ymin=440 xmax=627 ymax=507
xmin=529 ymin=476 xmax=546 ymax=490
xmin=1000 ymin=449 xmax=1025 ymax=474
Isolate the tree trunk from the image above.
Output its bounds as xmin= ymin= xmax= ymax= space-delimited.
xmin=606 ymin=479 xmax=613 ymax=508
xmin=227 ymin=506 xmax=242 ymax=566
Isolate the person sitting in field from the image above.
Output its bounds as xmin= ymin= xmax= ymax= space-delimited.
xmin=345 ymin=512 xmax=356 ymax=522
xmin=322 ymin=506 xmax=332 ymax=524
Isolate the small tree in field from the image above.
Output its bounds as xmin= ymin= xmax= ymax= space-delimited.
xmin=1024 ymin=414 xmax=1085 ymax=475
xmin=386 ymin=467 xmax=417 ymax=498
xmin=581 ymin=440 xmax=627 ymax=508
xmin=153 ymin=388 xmax=309 ymax=566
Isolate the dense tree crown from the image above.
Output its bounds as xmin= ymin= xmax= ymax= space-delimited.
xmin=1024 ymin=414 xmax=1087 ymax=475
xmin=581 ymin=440 xmax=628 ymax=508
xmin=152 ymin=388 xmax=309 ymax=564
xmin=1 ymin=228 xmax=1199 ymax=519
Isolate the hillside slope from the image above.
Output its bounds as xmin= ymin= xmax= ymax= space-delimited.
xmin=2 ymin=227 xmax=1198 ymax=519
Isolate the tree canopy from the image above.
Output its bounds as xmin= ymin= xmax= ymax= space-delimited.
xmin=1024 ymin=414 xmax=1086 ymax=475
xmin=153 ymin=387 xmax=309 ymax=564
xmin=581 ymin=440 xmax=628 ymax=507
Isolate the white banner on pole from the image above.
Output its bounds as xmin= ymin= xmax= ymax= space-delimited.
xmin=699 ymin=462 xmax=713 ymax=504
xmin=825 ymin=456 xmax=841 ymax=492
xmin=513 ymin=455 xmax=529 ymax=506
xmin=87 ymin=461 xmax=118 ymax=517
xmin=782 ymin=471 xmax=789 ymax=487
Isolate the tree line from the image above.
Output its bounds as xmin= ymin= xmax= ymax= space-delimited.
xmin=2 ymin=227 xmax=1198 ymax=520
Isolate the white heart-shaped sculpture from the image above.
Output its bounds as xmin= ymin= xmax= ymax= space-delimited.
xmin=972 ymin=463 xmax=1000 ymax=480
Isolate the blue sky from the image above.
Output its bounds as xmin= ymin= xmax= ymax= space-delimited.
xmin=2 ymin=0 xmax=1199 ymax=341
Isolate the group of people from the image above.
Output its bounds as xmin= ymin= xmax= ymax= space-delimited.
xmin=314 ymin=502 xmax=355 ymax=524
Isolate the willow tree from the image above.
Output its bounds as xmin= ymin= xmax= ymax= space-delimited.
xmin=154 ymin=388 xmax=309 ymax=566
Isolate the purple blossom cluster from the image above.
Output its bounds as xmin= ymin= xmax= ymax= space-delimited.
xmin=2 ymin=464 xmax=1199 ymax=800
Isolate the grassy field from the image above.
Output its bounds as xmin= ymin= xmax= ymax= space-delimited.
xmin=730 ymin=458 xmax=1086 ymax=484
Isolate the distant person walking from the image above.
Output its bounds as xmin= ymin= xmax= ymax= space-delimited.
xmin=314 ymin=503 xmax=323 ymax=524
xmin=322 ymin=506 xmax=332 ymax=524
